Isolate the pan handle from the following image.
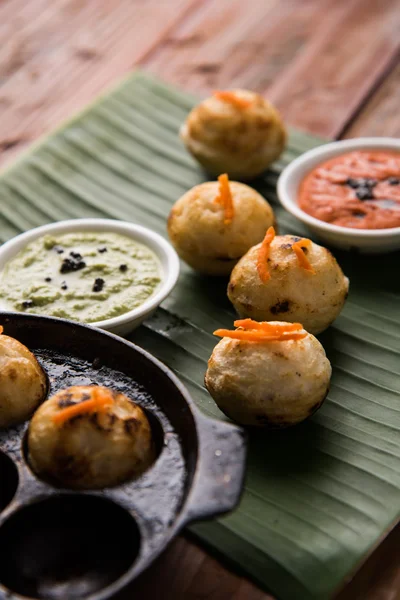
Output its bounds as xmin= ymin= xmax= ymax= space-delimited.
xmin=183 ymin=413 xmax=247 ymax=524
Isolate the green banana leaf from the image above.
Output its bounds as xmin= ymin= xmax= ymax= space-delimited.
xmin=0 ymin=71 xmax=399 ymax=600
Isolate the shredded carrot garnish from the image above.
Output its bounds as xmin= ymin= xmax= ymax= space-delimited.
xmin=292 ymin=238 xmax=315 ymax=273
xmin=0 ymin=326 xmax=3 ymax=335
xmin=214 ymin=91 xmax=252 ymax=109
xmin=214 ymin=319 xmax=306 ymax=343
xmin=214 ymin=173 xmax=234 ymax=224
xmin=52 ymin=387 xmax=114 ymax=425
xmin=214 ymin=329 xmax=306 ymax=342
xmin=234 ymin=319 xmax=301 ymax=333
xmin=257 ymin=226 xmax=275 ymax=282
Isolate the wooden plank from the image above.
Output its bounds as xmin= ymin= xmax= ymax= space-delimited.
xmin=267 ymin=0 xmax=400 ymax=138
xmin=144 ymin=0 xmax=400 ymax=138
xmin=0 ymin=0 xmax=199 ymax=166
xmin=343 ymin=60 xmax=400 ymax=139
xmin=143 ymin=0 xmax=333 ymax=94
xmin=132 ymin=536 xmax=272 ymax=600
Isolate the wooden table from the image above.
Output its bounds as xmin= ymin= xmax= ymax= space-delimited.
xmin=1 ymin=1 xmax=399 ymax=598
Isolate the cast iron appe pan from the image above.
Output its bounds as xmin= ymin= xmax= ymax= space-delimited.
xmin=0 ymin=312 xmax=247 ymax=600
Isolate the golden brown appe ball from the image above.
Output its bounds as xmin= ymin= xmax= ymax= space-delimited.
xmin=180 ymin=89 xmax=286 ymax=180
xmin=28 ymin=385 xmax=155 ymax=489
xmin=0 ymin=327 xmax=47 ymax=427
xmin=167 ymin=176 xmax=276 ymax=275
xmin=205 ymin=321 xmax=331 ymax=428
xmin=228 ymin=232 xmax=349 ymax=334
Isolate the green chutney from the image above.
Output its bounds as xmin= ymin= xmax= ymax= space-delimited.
xmin=0 ymin=232 xmax=162 ymax=323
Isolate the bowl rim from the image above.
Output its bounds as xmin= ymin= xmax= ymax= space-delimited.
xmin=0 ymin=218 xmax=180 ymax=330
xmin=277 ymin=137 xmax=400 ymax=238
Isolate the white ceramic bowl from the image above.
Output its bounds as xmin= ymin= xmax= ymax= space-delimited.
xmin=0 ymin=219 xmax=180 ymax=336
xmin=277 ymin=137 xmax=400 ymax=253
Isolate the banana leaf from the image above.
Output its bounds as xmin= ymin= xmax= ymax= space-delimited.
xmin=0 ymin=71 xmax=399 ymax=600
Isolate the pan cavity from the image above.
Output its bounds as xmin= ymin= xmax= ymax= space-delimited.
xmin=0 ymin=450 xmax=18 ymax=512
xmin=143 ymin=408 xmax=164 ymax=461
xmin=0 ymin=495 xmax=140 ymax=599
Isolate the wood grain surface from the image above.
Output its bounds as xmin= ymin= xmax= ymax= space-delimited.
xmin=1 ymin=1 xmax=400 ymax=598
xmin=144 ymin=0 xmax=400 ymax=138
xmin=0 ymin=0 xmax=198 ymax=164
xmin=343 ymin=61 xmax=400 ymax=139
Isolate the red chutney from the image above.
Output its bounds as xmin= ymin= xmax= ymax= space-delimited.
xmin=298 ymin=150 xmax=400 ymax=229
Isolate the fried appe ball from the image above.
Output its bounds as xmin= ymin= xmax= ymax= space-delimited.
xmin=205 ymin=324 xmax=331 ymax=428
xmin=0 ymin=328 xmax=47 ymax=428
xmin=167 ymin=179 xmax=275 ymax=275
xmin=228 ymin=234 xmax=349 ymax=334
xmin=180 ymin=89 xmax=286 ymax=180
xmin=28 ymin=385 xmax=155 ymax=489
